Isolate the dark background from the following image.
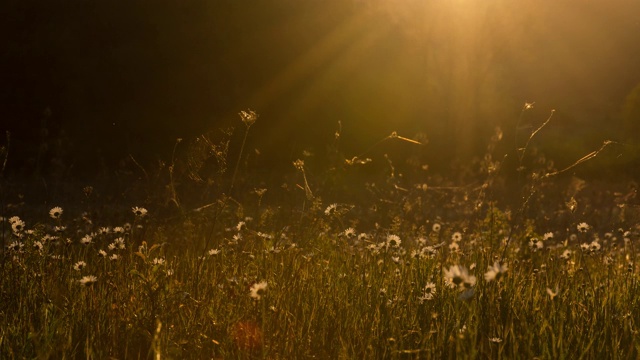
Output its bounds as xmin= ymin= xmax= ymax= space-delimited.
xmin=2 ymin=0 xmax=640 ymax=178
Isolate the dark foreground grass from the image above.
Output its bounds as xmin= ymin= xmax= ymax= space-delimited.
xmin=1 ymin=109 xmax=640 ymax=359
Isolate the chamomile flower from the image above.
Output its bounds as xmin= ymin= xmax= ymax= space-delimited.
xmin=444 ymin=265 xmax=476 ymax=290
xmin=451 ymin=232 xmax=462 ymax=242
xmin=529 ymin=238 xmax=543 ymax=251
xmin=80 ymin=235 xmax=93 ymax=245
xmin=49 ymin=206 xmax=63 ymax=220
xmin=208 ymin=248 xmax=221 ymax=256
xmin=577 ymin=222 xmax=590 ymax=233
xmin=324 ymin=203 xmax=338 ymax=216
xmin=386 ymin=234 xmax=401 ymax=248
xmin=113 ymin=237 xmax=125 ymax=250
xmin=343 ymin=228 xmax=356 ymax=239
xmin=11 ymin=219 xmax=25 ymax=234
xmin=418 ymin=282 xmax=437 ymax=302
xmin=79 ymin=275 xmax=98 ymax=287
xmin=249 ymin=281 xmax=268 ymax=300
xmin=132 ymin=206 xmax=148 ymax=217
xmin=73 ymin=261 xmax=87 ymax=271
xmin=7 ymin=241 xmax=24 ymax=252
xmin=484 ymin=261 xmax=508 ymax=282
xmin=33 ymin=241 xmax=44 ymax=252
xmin=432 ymin=223 xmax=441 ymax=233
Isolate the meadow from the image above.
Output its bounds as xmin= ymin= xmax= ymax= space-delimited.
xmin=1 ymin=108 xmax=640 ymax=359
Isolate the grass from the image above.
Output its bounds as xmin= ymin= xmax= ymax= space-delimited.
xmin=1 ymin=108 xmax=640 ymax=359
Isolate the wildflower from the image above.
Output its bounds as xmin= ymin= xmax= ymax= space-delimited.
xmin=489 ymin=337 xmax=503 ymax=343
xmin=78 ymin=275 xmax=98 ymax=287
xmin=113 ymin=237 xmax=125 ymax=250
xmin=543 ymin=232 xmax=554 ymax=241
xmin=73 ymin=261 xmax=87 ymax=271
xmin=152 ymin=258 xmax=165 ymax=266
xmin=132 ymin=206 xmax=148 ymax=218
xmin=386 ymin=234 xmax=401 ymax=248
xmin=54 ymin=225 xmax=66 ymax=232
xmin=324 ymin=203 xmax=338 ymax=216
xmin=80 ymin=235 xmax=93 ymax=245
xmin=7 ymin=241 xmax=23 ymax=252
xmin=546 ymin=286 xmax=559 ymax=300
xmin=432 ymin=223 xmax=441 ymax=232
xmin=237 ymin=221 xmax=246 ymax=231
xmin=109 ymin=254 xmax=119 ymax=261
xmin=8 ymin=216 xmax=21 ymax=225
xmin=239 ymin=109 xmax=258 ymax=127
xmin=418 ymin=282 xmax=436 ymax=302
xmin=560 ymin=249 xmax=572 ymax=260
xmin=249 ymin=281 xmax=268 ymax=300
xmin=33 ymin=241 xmax=44 ymax=252
xmin=98 ymin=249 xmax=107 ymax=258
xmin=529 ymin=238 xmax=543 ymax=251
xmin=358 ymin=233 xmax=370 ymax=242
xmin=343 ymin=228 xmax=356 ymax=239
xmin=293 ymin=159 xmax=305 ymax=171
xmin=589 ymin=240 xmax=601 ymax=252
xmin=113 ymin=226 xmax=125 ymax=234
xmin=123 ymin=223 xmax=132 ymax=232
xmin=484 ymin=261 xmax=508 ymax=282
xmin=451 ymin=232 xmax=462 ymax=242
xmin=421 ymin=246 xmax=437 ymax=258
xmin=256 ymin=232 xmax=272 ymax=240
xmin=577 ymin=222 xmax=590 ymax=233
xmin=49 ymin=206 xmax=63 ymax=219
xmin=449 ymin=241 xmax=460 ymax=253
xmin=444 ymin=265 xmax=476 ymax=290
xmin=11 ymin=219 xmax=25 ymax=234
xmin=98 ymin=227 xmax=111 ymax=235
xmin=208 ymin=248 xmax=221 ymax=256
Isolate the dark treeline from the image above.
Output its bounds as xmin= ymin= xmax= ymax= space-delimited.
xmin=2 ymin=0 xmax=640 ymax=178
